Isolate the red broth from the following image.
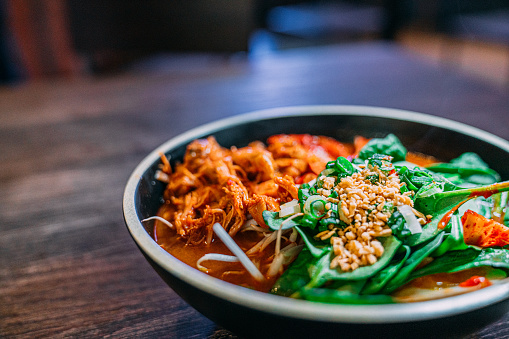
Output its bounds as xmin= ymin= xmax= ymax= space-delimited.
xmin=154 ymin=214 xmax=289 ymax=292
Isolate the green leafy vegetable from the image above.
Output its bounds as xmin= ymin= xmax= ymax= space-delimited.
xmin=407 ymin=247 xmax=509 ymax=283
xmin=270 ymin=247 xmax=315 ymax=297
xmin=403 ymin=203 xmax=454 ymax=247
xmin=361 ymin=245 xmax=411 ymax=295
xmin=426 ymin=152 xmax=501 ymax=186
xmin=398 ymin=165 xmax=457 ymax=193
xmin=263 ymin=210 xmax=302 ymax=231
xmin=381 ymin=232 xmax=445 ymax=294
xmin=300 ymin=283 xmax=395 ymax=304
xmin=304 ymin=236 xmax=402 ymax=288
xmin=431 ymin=214 xmax=469 ymax=257
xmin=294 ymin=226 xmax=330 ymax=258
xmin=414 ymin=180 xmax=509 ymax=217
xmin=357 ymin=134 xmax=407 ymax=161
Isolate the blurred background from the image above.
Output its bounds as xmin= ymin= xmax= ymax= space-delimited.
xmin=0 ymin=0 xmax=508 ymax=87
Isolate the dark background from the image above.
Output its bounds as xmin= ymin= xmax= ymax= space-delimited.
xmin=1 ymin=0 xmax=508 ymax=80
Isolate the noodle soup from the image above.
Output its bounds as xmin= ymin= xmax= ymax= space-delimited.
xmin=147 ymin=133 xmax=509 ymax=303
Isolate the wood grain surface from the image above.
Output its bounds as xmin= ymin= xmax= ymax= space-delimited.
xmin=1 ymin=41 xmax=508 ymax=338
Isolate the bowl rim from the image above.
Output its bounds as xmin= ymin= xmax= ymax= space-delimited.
xmin=123 ymin=105 xmax=509 ymax=324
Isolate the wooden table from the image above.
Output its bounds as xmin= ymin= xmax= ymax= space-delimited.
xmin=1 ymin=41 xmax=508 ymax=338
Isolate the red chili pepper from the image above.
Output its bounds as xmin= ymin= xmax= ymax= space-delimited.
xmin=459 ymin=276 xmax=492 ymax=288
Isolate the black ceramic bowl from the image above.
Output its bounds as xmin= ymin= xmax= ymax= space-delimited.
xmin=123 ymin=106 xmax=509 ymax=339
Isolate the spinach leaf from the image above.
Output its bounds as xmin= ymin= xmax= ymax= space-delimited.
xmin=294 ymin=226 xmax=331 ymax=258
xmin=447 ymin=247 xmax=509 ymax=271
xmin=431 ymin=214 xmax=469 ymax=257
xmin=455 ymin=196 xmax=488 ymax=217
xmin=300 ymin=282 xmax=395 ymax=304
xmin=414 ymin=182 xmax=446 ymax=200
xmin=393 ymin=161 xmax=422 ymax=168
xmin=381 ymin=232 xmax=445 ymax=294
xmin=361 ymin=245 xmax=411 ymax=295
xmin=397 ymin=165 xmax=457 ymax=193
xmin=405 ymin=171 xmax=457 ymax=197
xmin=426 ymin=152 xmax=500 ymax=185
xmin=263 ymin=210 xmax=302 ymax=231
xmin=305 ymin=236 xmax=402 ymax=289
xmin=270 ymin=247 xmax=315 ymax=297
xmin=357 ymin=134 xmax=407 ymax=161
xmin=403 ymin=203 xmax=454 ymax=247
xmin=407 ymin=247 xmax=509 ymax=282
xmin=397 ymin=166 xmax=429 ymax=191
xmin=413 ymin=180 xmax=509 ymax=217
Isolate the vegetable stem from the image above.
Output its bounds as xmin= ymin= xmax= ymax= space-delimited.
xmin=213 ymin=223 xmax=265 ymax=282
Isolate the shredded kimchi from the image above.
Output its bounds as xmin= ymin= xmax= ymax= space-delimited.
xmin=156 ymin=134 xmax=359 ymax=245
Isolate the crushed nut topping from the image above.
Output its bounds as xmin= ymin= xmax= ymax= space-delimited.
xmin=316 ymin=165 xmax=414 ymax=272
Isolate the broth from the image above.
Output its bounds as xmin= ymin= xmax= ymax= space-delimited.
xmin=154 ymin=212 xmax=288 ymax=292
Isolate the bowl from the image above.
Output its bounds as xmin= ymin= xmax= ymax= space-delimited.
xmin=123 ymin=106 xmax=509 ymax=339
